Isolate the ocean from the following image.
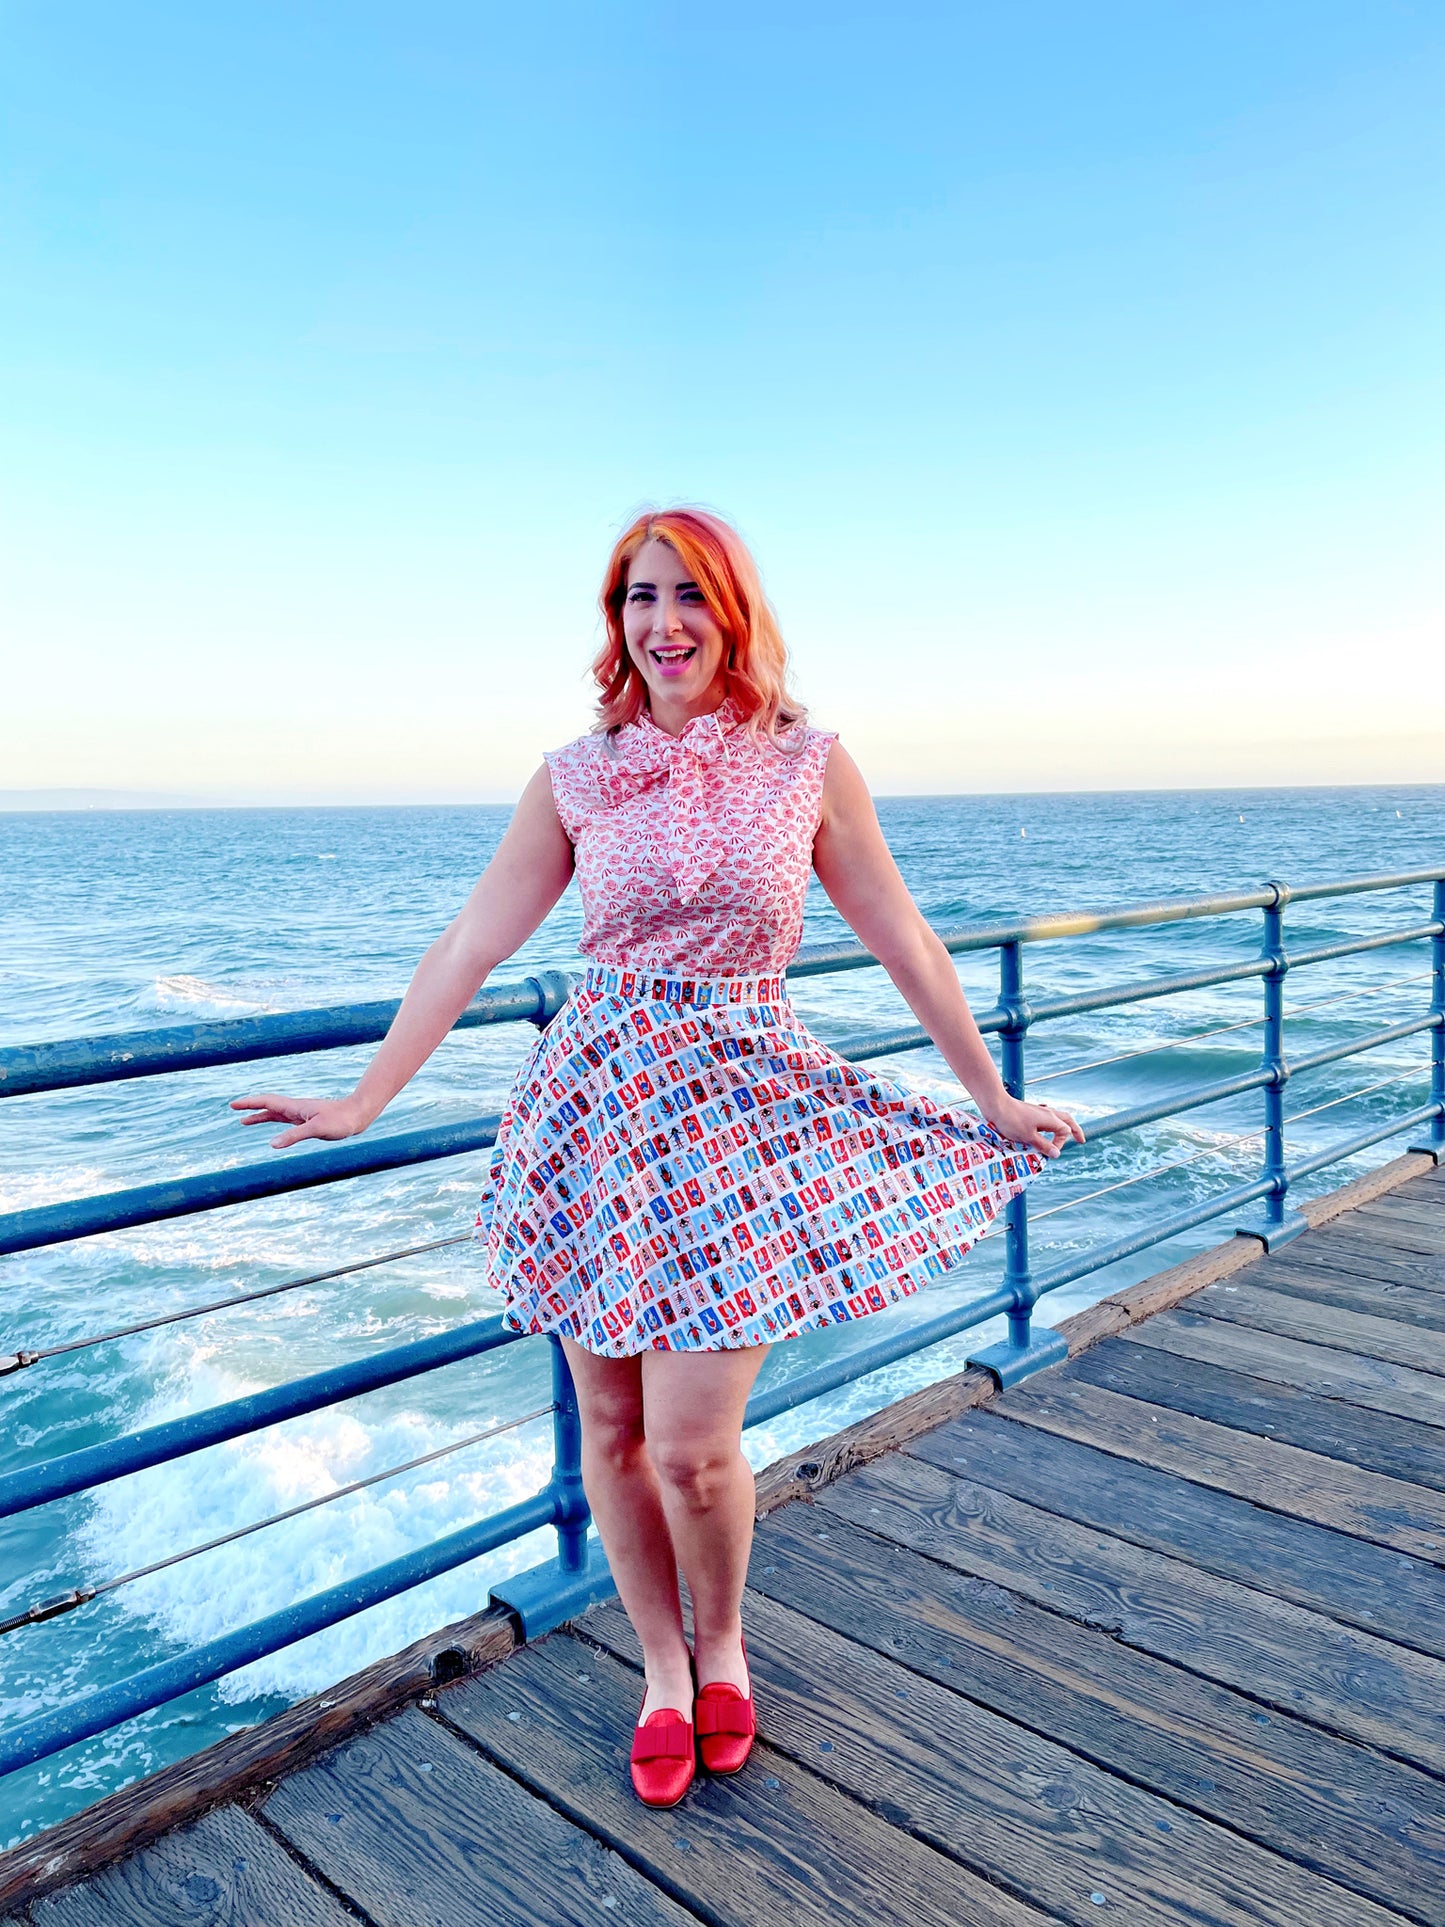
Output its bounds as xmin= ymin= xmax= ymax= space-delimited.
xmin=2 ymin=784 xmax=1442 ymax=1845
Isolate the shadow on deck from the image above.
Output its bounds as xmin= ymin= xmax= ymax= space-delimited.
xmin=5 ymin=1155 xmax=1445 ymax=1925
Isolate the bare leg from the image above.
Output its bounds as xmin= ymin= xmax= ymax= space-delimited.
xmin=559 ymin=1337 xmax=692 ymax=1720
xmin=642 ymin=1344 xmax=768 ymax=1695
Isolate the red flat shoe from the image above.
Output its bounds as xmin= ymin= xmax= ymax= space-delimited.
xmin=630 ymin=1707 xmax=695 ymax=1808
xmin=695 ymin=1646 xmax=756 ymax=1776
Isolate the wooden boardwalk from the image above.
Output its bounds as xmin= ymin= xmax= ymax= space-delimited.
xmin=6 ymin=1155 xmax=1445 ymax=1925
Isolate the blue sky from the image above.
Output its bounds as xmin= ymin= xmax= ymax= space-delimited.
xmin=3 ymin=2 xmax=1442 ymax=798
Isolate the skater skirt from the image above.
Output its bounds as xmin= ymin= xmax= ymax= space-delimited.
xmin=474 ymin=963 xmax=1045 ymax=1358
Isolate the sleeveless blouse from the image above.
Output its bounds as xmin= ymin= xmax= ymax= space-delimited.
xmin=542 ymin=697 xmax=836 ymax=975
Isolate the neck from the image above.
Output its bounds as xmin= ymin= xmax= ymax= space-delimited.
xmin=645 ymin=679 xmax=729 ymax=738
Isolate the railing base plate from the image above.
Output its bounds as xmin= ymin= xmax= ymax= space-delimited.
xmin=489 ymin=1538 xmax=615 ymax=1642
xmin=1407 ymin=1143 xmax=1444 ymax=1166
xmin=967 ymin=1325 xmax=1070 ymax=1389
xmin=1234 ymin=1211 xmax=1310 ymax=1252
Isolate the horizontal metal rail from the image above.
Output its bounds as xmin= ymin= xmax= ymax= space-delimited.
xmin=0 ymin=973 xmax=575 ymax=1100
xmin=827 ymin=922 xmax=1439 ymax=1069
xmin=0 ymin=1405 xmax=556 ymax=1639
xmin=1027 ymin=968 xmax=1432 ymax=1088
xmin=5 ymin=869 xmax=1440 ymax=1103
xmin=0 ymin=1486 xmax=560 ymax=1780
xmin=0 ymin=1115 xmax=501 ymax=1258
xmin=1028 ymin=1104 xmax=1442 ymax=1300
xmin=0 ymin=1316 xmax=519 ymax=1521
xmin=1 ymin=1234 xmax=475 ymax=1377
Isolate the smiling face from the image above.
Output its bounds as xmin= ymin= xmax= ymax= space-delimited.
xmin=621 ymin=536 xmax=730 ymax=726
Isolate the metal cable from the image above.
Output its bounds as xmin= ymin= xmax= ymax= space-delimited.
xmin=1 ymin=1232 xmax=474 ymax=1376
xmin=1030 ymin=1127 xmax=1268 ymax=1220
xmin=0 ymin=1403 xmax=555 ymax=1639
xmin=1031 ymin=1064 xmax=1426 ymax=1223
xmin=1027 ymin=969 xmax=1431 ymax=1089
xmin=1280 ymin=1065 xmax=1426 ymax=1126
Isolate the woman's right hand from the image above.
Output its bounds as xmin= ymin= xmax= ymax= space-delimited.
xmin=229 ymin=1093 xmax=371 ymax=1150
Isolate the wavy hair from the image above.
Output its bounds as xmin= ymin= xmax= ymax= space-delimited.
xmin=591 ymin=508 xmax=806 ymax=743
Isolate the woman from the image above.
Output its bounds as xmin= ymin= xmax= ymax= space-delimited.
xmin=234 ymin=507 xmax=1082 ymax=1809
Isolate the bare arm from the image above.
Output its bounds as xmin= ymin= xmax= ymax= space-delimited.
xmin=232 ymin=764 xmax=575 ymax=1148
xmin=811 ymin=743 xmax=1083 ymax=1158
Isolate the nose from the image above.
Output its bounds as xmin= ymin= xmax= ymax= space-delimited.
xmin=651 ymin=594 xmax=685 ymax=638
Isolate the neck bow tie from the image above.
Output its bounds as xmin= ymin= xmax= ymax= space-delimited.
xmin=599 ymin=699 xmax=742 ymax=904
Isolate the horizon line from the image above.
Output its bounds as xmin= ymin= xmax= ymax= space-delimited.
xmin=4 ymin=779 xmax=1444 ymax=815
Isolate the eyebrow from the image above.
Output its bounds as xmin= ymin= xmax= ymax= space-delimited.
xmin=627 ymin=579 xmax=700 ymax=592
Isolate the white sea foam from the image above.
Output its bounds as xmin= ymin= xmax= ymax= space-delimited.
xmin=146 ymin=976 xmax=277 ymax=1018
xmin=77 ymin=1347 xmax=557 ymax=1704
xmin=0 ymin=1167 xmax=115 ymax=1213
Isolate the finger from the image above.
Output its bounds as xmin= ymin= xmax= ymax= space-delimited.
xmin=270 ymin=1122 xmax=315 ymax=1150
xmin=235 ymin=1095 xmax=296 ymax=1119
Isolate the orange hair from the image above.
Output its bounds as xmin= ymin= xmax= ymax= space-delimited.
xmin=591 ymin=508 xmax=806 ymax=743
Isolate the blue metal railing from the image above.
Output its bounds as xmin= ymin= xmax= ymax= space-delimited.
xmin=1 ymin=865 xmax=1442 ymax=1785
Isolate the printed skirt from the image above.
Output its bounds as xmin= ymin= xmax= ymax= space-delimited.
xmin=474 ymin=963 xmax=1045 ymax=1358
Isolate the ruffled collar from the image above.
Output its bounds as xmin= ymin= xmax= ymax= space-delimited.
xmin=624 ymin=695 xmax=745 ymax=752
xmin=597 ymin=696 xmax=747 ymax=903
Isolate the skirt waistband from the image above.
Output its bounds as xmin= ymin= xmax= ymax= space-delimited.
xmin=579 ymin=963 xmax=790 ymax=1009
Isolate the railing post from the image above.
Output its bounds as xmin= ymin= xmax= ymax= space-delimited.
xmin=1409 ymin=877 xmax=1445 ymax=1163
xmin=548 ymin=1335 xmax=589 ymax=1573
xmin=967 ymin=940 xmax=1068 ymax=1387
xmin=1239 ymin=882 xmax=1308 ymax=1249
xmin=487 ymin=1335 xmax=614 ymax=1640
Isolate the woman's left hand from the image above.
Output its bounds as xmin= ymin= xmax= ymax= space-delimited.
xmin=982 ymin=1095 xmax=1085 ymax=1159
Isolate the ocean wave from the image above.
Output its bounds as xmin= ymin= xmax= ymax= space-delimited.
xmin=145 ymin=975 xmax=279 ymax=1019
xmin=76 ymin=1365 xmax=556 ymax=1703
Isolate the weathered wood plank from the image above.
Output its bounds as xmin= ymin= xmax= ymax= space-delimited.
xmin=1245 ymin=1259 xmax=1445 ymax=1329
xmin=1067 ymin=1337 xmax=1445 ymax=1491
xmin=264 ymin=1706 xmax=695 ymax=1927
xmin=1321 ymin=1214 xmax=1445 ymax=1262
xmin=998 ymin=1371 xmax=1445 ymax=1562
xmin=580 ymin=1587 xmax=1409 ymax=1927
xmin=1263 ymin=1233 xmax=1445 ymax=1294
xmin=1190 ymin=1279 xmax=1445 ymax=1376
xmin=1360 ymin=1196 xmax=1445 ymax=1234
xmin=440 ymin=1630 xmax=1050 ymax=1927
xmin=720 ymin=1507 xmax=1445 ymax=1923
xmin=1127 ymin=1307 xmax=1445 ymax=1428
xmin=816 ymin=1450 xmax=1445 ymax=1775
xmin=908 ymin=1410 xmax=1445 ymax=1656
xmin=1356 ymin=1196 xmax=1445 ymax=1239
xmin=1248 ymin=1256 xmax=1445 ymax=1333
xmin=25 ymin=1806 xmax=346 ymax=1927
xmin=0 ymin=1604 xmax=515 ymax=1916
xmin=1299 ymin=1153 xmax=1439 ymax=1224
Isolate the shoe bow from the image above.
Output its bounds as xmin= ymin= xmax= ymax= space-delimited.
xmin=695 ymin=1683 xmax=753 ymax=1736
xmin=630 ymin=1711 xmax=694 ymax=1763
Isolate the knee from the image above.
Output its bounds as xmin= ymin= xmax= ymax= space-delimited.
xmin=650 ymin=1441 xmax=737 ymax=1513
xmin=582 ymin=1406 xmax=647 ymax=1475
